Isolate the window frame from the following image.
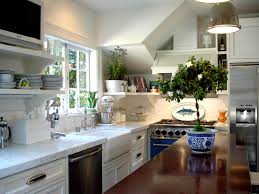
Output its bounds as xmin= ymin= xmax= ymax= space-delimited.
xmin=44 ymin=35 xmax=93 ymax=115
xmin=65 ymin=44 xmax=91 ymax=113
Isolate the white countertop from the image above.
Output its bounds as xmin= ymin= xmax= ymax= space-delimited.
xmin=0 ymin=121 xmax=153 ymax=179
xmin=95 ymin=120 xmax=156 ymax=133
xmin=0 ymin=134 xmax=106 ymax=179
xmin=0 ymin=120 xmax=228 ymax=179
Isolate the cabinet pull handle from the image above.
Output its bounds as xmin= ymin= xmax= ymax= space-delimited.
xmin=136 ymin=135 xmax=142 ymax=140
xmin=153 ymin=143 xmax=171 ymax=147
xmin=69 ymin=148 xmax=103 ymax=163
xmin=136 ymin=153 xmax=142 ymax=158
xmin=26 ymin=173 xmax=47 ymax=185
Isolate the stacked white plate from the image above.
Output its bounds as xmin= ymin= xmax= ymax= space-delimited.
xmin=42 ymin=75 xmax=63 ymax=90
xmin=0 ymin=70 xmax=16 ymax=89
xmin=15 ymin=74 xmax=43 ymax=89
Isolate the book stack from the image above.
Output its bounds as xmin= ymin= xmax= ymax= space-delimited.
xmin=127 ymin=76 xmax=148 ymax=92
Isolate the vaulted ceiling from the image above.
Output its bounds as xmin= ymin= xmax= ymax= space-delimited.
xmin=78 ymin=0 xmax=259 ymax=14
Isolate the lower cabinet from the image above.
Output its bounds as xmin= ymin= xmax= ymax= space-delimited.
xmin=130 ymin=129 xmax=147 ymax=173
xmin=28 ymin=180 xmax=66 ymax=194
xmin=0 ymin=158 xmax=68 ymax=194
xmin=102 ymin=152 xmax=130 ymax=192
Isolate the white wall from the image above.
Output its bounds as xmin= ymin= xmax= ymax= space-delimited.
xmin=44 ymin=0 xmax=97 ymax=48
xmin=96 ymin=1 xmax=183 ymax=47
xmin=144 ymin=1 xmax=212 ymax=53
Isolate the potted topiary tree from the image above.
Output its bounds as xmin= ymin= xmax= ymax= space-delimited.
xmin=105 ymin=46 xmax=127 ymax=92
xmin=158 ymin=56 xmax=228 ymax=154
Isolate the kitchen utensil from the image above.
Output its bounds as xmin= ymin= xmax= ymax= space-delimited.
xmin=101 ymin=112 xmax=113 ymax=124
xmin=0 ymin=117 xmax=11 ymax=148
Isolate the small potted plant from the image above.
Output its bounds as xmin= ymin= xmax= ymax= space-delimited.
xmin=158 ymin=56 xmax=228 ymax=154
xmin=105 ymin=46 xmax=127 ymax=92
xmin=85 ymin=91 xmax=98 ymax=113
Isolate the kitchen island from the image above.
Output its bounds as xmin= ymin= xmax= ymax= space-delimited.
xmin=104 ymin=133 xmax=251 ymax=194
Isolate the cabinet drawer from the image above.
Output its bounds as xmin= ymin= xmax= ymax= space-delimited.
xmin=130 ymin=144 xmax=145 ymax=172
xmin=0 ymin=158 xmax=67 ymax=194
xmin=131 ymin=130 xmax=146 ymax=146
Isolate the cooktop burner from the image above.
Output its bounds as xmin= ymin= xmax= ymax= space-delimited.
xmin=152 ymin=119 xmax=216 ymax=127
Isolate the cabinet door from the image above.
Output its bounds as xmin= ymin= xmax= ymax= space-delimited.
xmin=29 ymin=181 xmax=66 ymax=194
xmin=102 ymin=169 xmax=116 ymax=192
xmin=117 ymin=160 xmax=130 ymax=182
xmin=229 ymin=17 xmax=259 ymax=63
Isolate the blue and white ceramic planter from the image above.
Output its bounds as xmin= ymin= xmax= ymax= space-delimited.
xmin=187 ymin=129 xmax=216 ymax=154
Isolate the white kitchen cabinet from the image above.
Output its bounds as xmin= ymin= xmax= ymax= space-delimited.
xmin=102 ymin=153 xmax=130 ymax=192
xmin=0 ymin=158 xmax=68 ymax=194
xmin=28 ymin=180 xmax=66 ymax=194
xmin=229 ymin=17 xmax=259 ymax=63
xmin=130 ymin=129 xmax=147 ymax=173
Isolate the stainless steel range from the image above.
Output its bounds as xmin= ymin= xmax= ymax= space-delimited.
xmin=149 ymin=119 xmax=216 ymax=159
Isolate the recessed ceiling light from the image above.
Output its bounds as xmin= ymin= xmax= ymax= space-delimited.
xmin=208 ymin=2 xmax=241 ymax=34
xmin=195 ymin=0 xmax=230 ymax=3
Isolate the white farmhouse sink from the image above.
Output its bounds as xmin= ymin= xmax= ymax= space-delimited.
xmin=76 ymin=130 xmax=131 ymax=163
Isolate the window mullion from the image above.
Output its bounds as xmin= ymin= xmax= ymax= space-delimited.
xmin=64 ymin=44 xmax=70 ymax=114
xmin=76 ymin=50 xmax=80 ymax=112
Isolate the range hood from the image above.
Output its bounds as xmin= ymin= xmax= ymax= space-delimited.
xmin=151 ymin=48 xmax=217 ymax=75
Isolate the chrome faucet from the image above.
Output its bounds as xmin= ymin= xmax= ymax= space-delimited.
xmin=46 ymin=98 xmax=60 ymax=128
xmin=50 ymin=132 xmax=66 ymax=139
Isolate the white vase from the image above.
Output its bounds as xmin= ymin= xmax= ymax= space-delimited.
xmin=105 ymin=80 xmax=127 ymax=92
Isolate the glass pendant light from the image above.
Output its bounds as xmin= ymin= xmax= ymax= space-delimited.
xmin=195 ymin=0 xmax=230 ymax=3
xmin=208 ymin=2 xmax=241 ymax=34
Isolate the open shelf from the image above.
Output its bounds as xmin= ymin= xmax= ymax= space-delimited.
xmin=103 ymin=92 xmax=160 ymax=96
xmin=217 ymin=90 xmax=229 ymax=95
xmin=0 ymin=89 xmax=65 ymax=95
xmin=0 ymin=43 xmax=60 ymax=65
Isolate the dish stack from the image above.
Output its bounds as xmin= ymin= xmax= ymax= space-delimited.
xmin=15 ymin=74 xmax=43 ymax=89
xmin=0 ymin=70 xmax=16 ymax=89
xmin=42 ymin=75 xmax=63 ymax=90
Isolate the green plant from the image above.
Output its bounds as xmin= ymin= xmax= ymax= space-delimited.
xmin=107 ymin=46 xmax=127 ymax=80
xmin=85 ymin=91 xmax=98 ymax=109
xmin=158 ymin=56 xmax=228 ymax=131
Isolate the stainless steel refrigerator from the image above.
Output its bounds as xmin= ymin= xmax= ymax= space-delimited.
xmin=230 ymin=64 xmax=259 ymax=173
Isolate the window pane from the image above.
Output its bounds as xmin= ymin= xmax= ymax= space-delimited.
xmin=80 ymin=91 xmax=87 ymax=108
xmin=69 ymin=90 xmax=76 ymax=109
xmin=53 ymin=67 xmax=62 ymax=76
xmin=79 ymin=52 xmax=86 ymax=70
xmin=69 ymin=70 xmax=77 ymax=88
xmin=69 ymin=49 xmax=77 ymax=68
xmin=55 ymin=61 xmax=63 ymax=69
xmin=44 ymin=66 xmax=51 ymax=75
xmin=79 ymin=71 xmax=86 ymax=89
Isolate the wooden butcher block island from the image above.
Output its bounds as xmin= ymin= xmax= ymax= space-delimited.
xmin=104 ymin=133 xmax=251 ymax=194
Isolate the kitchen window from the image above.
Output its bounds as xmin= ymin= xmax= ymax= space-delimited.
xmin=44 ymin=36 xmax=92 ymax=114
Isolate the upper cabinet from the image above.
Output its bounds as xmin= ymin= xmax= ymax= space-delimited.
xmin=229 ymin=17 xmax=259 ymax=64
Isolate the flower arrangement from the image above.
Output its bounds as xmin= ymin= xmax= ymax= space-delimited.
xmin=158 ymin=56 xmax=228 ymax=131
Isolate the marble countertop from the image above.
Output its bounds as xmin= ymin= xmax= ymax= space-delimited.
xmin=0 ymin=134 xmax=106 ymax=179
xmin=0 ymin=120 xmax=228 ymax=179
xmin=94 ymin=121 xmax=156 ymax=133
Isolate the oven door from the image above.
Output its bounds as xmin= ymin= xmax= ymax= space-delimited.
xmin=150 ymin=137 xmax=178 ymax=159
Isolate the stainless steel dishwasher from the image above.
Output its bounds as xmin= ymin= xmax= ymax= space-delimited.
xmin=69 ymin=145 xmax=102 ymax=194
